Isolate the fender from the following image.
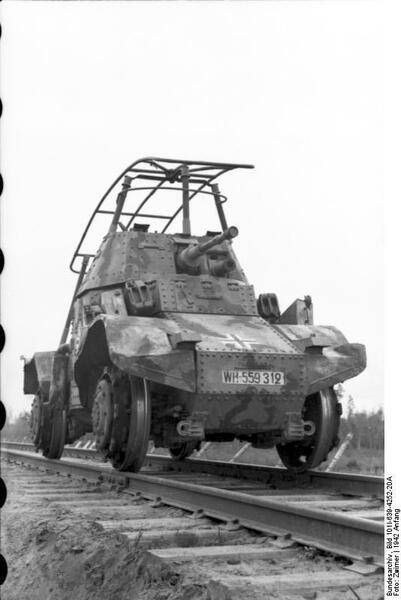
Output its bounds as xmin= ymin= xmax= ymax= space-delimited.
xmin=23 ymin=351 xmax=55 ymax=395
xmin=273 ymin=324 xmax=367 ymax=394
xmin=74 ymin=315 xmax=197 ymax=392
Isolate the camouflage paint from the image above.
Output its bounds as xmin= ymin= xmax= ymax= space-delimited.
xmin=23 ymin=351 xmax=55 ymax=395
xmin=24 ymin=167 xmax=367 ymax=450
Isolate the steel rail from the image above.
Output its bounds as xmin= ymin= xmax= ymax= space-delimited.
xmin=1 ymin=441 xmax=383 ymax=499
xmin=2 ymin=446 xmax=383 ymax=566
xmin=150 ymin=455 xmax=384 ymax=499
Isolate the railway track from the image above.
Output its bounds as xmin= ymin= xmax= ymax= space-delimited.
xmin=1 ymin=442 xmax=384 ymax=599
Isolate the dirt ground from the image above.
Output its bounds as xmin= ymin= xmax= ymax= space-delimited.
xmin=1 ymin=463 xmax=209 ymax=600
xmin=2 ymin=458 xmax=385 ymax=600
xmin=3 ymin=502 xmax=198 ymax=600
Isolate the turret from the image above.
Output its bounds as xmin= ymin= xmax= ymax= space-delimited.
xmin=176 ymin=226 xmax=238 ymax=275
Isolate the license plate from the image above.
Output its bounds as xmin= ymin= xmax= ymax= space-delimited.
xmin=221 ymin=370 xmax=285 ymax=386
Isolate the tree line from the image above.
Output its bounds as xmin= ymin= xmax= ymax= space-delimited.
xmin=337 ymin=384 xmax=384 ymax=450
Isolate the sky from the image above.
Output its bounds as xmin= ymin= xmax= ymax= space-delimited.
xmin=1 ymin=1 xmax=384 ymax=419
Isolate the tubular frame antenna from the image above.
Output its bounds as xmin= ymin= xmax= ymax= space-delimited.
xmin=70 ymin=157 xmax=254 ymax=273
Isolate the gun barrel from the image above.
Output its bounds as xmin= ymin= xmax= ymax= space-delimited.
xmin=183 ymin=226 xmax=238 ymax=264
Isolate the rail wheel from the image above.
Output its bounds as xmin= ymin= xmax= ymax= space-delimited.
xmin=108 ymin=372 xmax=151 ymax=472
xmin=44 ymin=408 xmax=67 ymax=459
xmin=169 ymin=442 xmax=199 ymax=460
xmin=276 ymin=387 xmax=340 ymax=473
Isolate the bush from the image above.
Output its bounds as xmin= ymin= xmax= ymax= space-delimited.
xmin=2 ymin=410 xmax=31 ymax=442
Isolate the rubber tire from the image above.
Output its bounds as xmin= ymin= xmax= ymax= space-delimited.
xmin=44 ymin=408 xmax=66 ymax=459
xmin=169 ymin=442 xmax=198 ymax=461
xmin=30 ymin=394 xmax=43 ymax=448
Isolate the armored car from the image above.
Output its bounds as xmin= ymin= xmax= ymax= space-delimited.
xmin=24 ymin=158 xmax=366 ymax=473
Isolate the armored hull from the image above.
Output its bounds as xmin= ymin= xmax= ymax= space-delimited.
xmin=24 ymin=157 xmax=366 ymax=473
